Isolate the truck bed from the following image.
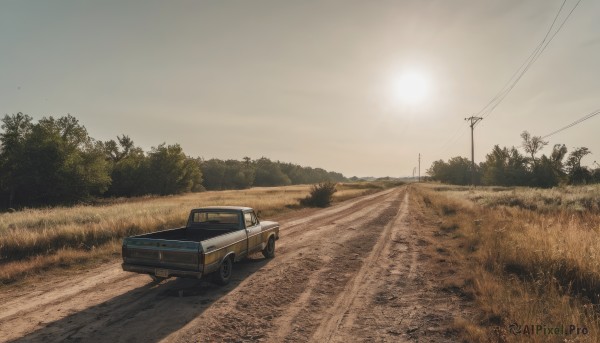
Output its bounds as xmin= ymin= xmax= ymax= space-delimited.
xmin=136 ymin=227 xmax=237 ymax=242
xmin=122 ymin=227 xmax=239 ymax=273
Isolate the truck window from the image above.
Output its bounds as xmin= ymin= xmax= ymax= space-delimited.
xmin=244 ymin=212 xmax=255 ymax=227
xmin=193 ymin=211 xmax=239 ymax=225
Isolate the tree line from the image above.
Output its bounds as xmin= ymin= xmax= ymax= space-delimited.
xmin=428 ymin=131 xmax=600 ymax=187
xmin=0 ymin=113 xmax=347 ymax=209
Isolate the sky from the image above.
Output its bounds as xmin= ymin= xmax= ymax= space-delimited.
xmin=1 ymin=0 xmax=599 ymax=177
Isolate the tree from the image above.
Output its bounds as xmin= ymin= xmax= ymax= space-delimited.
xmin=0 ymin=113 xmax=33 ymax=207
xmin=0 ymin=114 xmax=111 ymax=207
xmin=531 ymin=155 xmax=561 ymax=188
xmin=224 ymin=159 xmax=255 ymax=189
xmin=427 ymin=160 xmax=448 ymax=182
xmin=0 ymin=113 xmax=352 ymax=207
xmin=592 ymin=165 xmax=600 ymax=184
xmin=104 ymin=135 xmax=136 ymax=163
xmin=147 ymin=143 xmax=203 ymax=195
xmin=426 ymin=156 xmax=474 ymax=185
xmin=530 ymin=144 xmax=568 ymax=188
xmin=104 ymin=136 xmax=150 ymax=196
xmin=550 ymin=144 xmax=568 ymax=170
xmin=480 ymin=146 xmax=528 ymax=186
xmin=566 ymin=147 xmax=592 ymax=184
xmin=200 ymin=159 xmax=227 ymax=190
xmin=429 ymin=131 xmax=599 ymax=188
xmin=520 ymin=131 xmax=548 ymax=166
xmin=253 ymin=157 xmax=291 ymax=187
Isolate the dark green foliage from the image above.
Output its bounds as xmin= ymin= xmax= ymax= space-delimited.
xmin=146 ymin=144 xmax=203 ymax=195
xmin=200 ymin=159 xmax=227 ymax=190
xmin=104 ymin=135 xmax=150 ymax=196
xmin=200 ymin=159 xmax=255 ymax=190
xmin=300 ymin=182 xmax=337 ymax=207
xmin=105 ymin=139 xmax=203 ymax=197
xmin=480 ymin=145 xmax=528 ymax=186
xmin=253 ymin=157 xmax=291 ymax=187
xmin=427 ymin=157 xmax=475 ymax=185
xmin=529 ymin=144 xmax=568 ymax=188
xmin=428 ymin=131 xmax=597 ymax=188
xmin=566 ymin=147 xmax=592 ymax=185
xmin=0 ymin=113 xmax=111 ymax=207
xmin=593 ymin=168 xmax=600 ymax=183
xmin=279 ymin=162 xmax=346 ymax=184
xmin=0 ymin=113 xmax=348 ymax=208
xmin=200 ymin=157 xmax=347 ymax=190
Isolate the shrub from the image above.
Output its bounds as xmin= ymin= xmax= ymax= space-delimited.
xmin=300 ymin=182 xmax=337 ymax=208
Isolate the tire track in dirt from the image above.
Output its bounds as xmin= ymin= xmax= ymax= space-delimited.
xmin=0 ymin=265 xmax=132 ymax=323
xmin=314 ymin=186 xmax=473 ymax=342
xmin=275 ymin=188 xmax=397 ymax=244
xmin=281 ymin=188 xmax=397 ymax=230
xmin=267 ymin=190 xmax=406 ymax=342
xmin=310 ymin=191 xmax=410 ymax=342
xmin=165 ymin=188 xmax=406 ymax=343
xmin=0 ymin=187 xmax=402 ymax=343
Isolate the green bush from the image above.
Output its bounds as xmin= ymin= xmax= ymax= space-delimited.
xmin=300 ymin=182 xmax=337 ymax=208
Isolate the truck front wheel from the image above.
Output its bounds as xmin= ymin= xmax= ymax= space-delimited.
xmin=262 ymin=236 xmax=276 ymax=259
xmin=213 ymin=256 xmax=233 ymax=285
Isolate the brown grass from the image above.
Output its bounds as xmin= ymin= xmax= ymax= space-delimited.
xmin=416 ymin=183 xmax=600 ymax=342
xmin=0 ymin=182 xmax=395 ymax=287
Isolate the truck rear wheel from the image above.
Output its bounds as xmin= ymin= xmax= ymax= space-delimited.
xmin=213 ymin=256 xmax=233 ymax=285
xmin=262 ymin=236 xmax=275 ymax=259
xmin=150 ymin=275 xmax=166 ymax=283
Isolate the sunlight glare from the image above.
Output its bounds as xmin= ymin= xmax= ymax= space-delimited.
xmin=391 ymin=70 xmax=430 ymax=106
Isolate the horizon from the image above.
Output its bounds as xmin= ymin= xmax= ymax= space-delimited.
xmin=2 ymin=0 xmax=599 ymax=177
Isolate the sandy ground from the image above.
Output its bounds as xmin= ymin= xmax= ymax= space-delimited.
xmin=0 ymin=186 xmax=473 ymax=342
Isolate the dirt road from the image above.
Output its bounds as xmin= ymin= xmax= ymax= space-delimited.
xmin=0 ymin=186 xmax=472 ymax=342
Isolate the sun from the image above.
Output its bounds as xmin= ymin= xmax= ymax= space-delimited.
xmin=391 ymin=70 xmax=430 ymax=106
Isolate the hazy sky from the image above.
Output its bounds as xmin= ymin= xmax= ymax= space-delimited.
xmin=1 ymin=0 xmax=599 ymax=177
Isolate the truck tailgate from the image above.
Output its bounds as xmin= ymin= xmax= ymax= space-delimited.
xmin=123 ymin=238 xmax=201 ymax=271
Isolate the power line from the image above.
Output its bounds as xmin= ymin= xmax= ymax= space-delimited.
xmin=477 ymin=0 xmax=582 ymax=122
xmin=477 ymin=0 xmax=567 ymax=119
xmin=429 ymin=121 xmax=469 ymax=173
xmin=436 ymin=121 xmax=470 ymax=156
xmin=541 ymin=108 xmax=600 ymax=139
xmin=480 ymin=0 xmax=580 ymax=119
xmin=430 ymin=0 xmax=583 ymax=166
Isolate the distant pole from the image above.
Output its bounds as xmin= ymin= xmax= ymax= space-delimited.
xmin=412 ymin=167 xmax=416 ymax=179
xmin=418 ymin=153 xmax=421 ymax=182
xmin=465 ymin=116 xmax=483 ymax=185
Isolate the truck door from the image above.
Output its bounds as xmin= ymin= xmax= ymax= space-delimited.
xmin=244 ymin=211 xmax=262 ymax=254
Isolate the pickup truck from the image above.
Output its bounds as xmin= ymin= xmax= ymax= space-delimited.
xmin=121 ymin=206 xmax=279 ymax=285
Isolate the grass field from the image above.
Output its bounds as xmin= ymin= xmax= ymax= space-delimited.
xmin=0 ymin=181 xmax=401 ymax=287
xmin=416 ymin=183 xmax=600 ymax=342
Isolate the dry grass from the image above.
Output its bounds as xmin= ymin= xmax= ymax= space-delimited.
xmin=0 ymin=241 xmax=122 ymax=288
xmin=417 ymin=183 xmax=600 ymax=342
xmin=433 ymin=183 xmax=600 ymax=213
xmin=0 ymin=182 xmax=393 ymax=286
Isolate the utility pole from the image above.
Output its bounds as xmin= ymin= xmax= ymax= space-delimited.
xmin=412 ymin=167 xmax=416 ymax=179
xmin=418 ymin=153 xmax=421 ymax=182
xmin=465 ymin=116 xmax=482 ymax=185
